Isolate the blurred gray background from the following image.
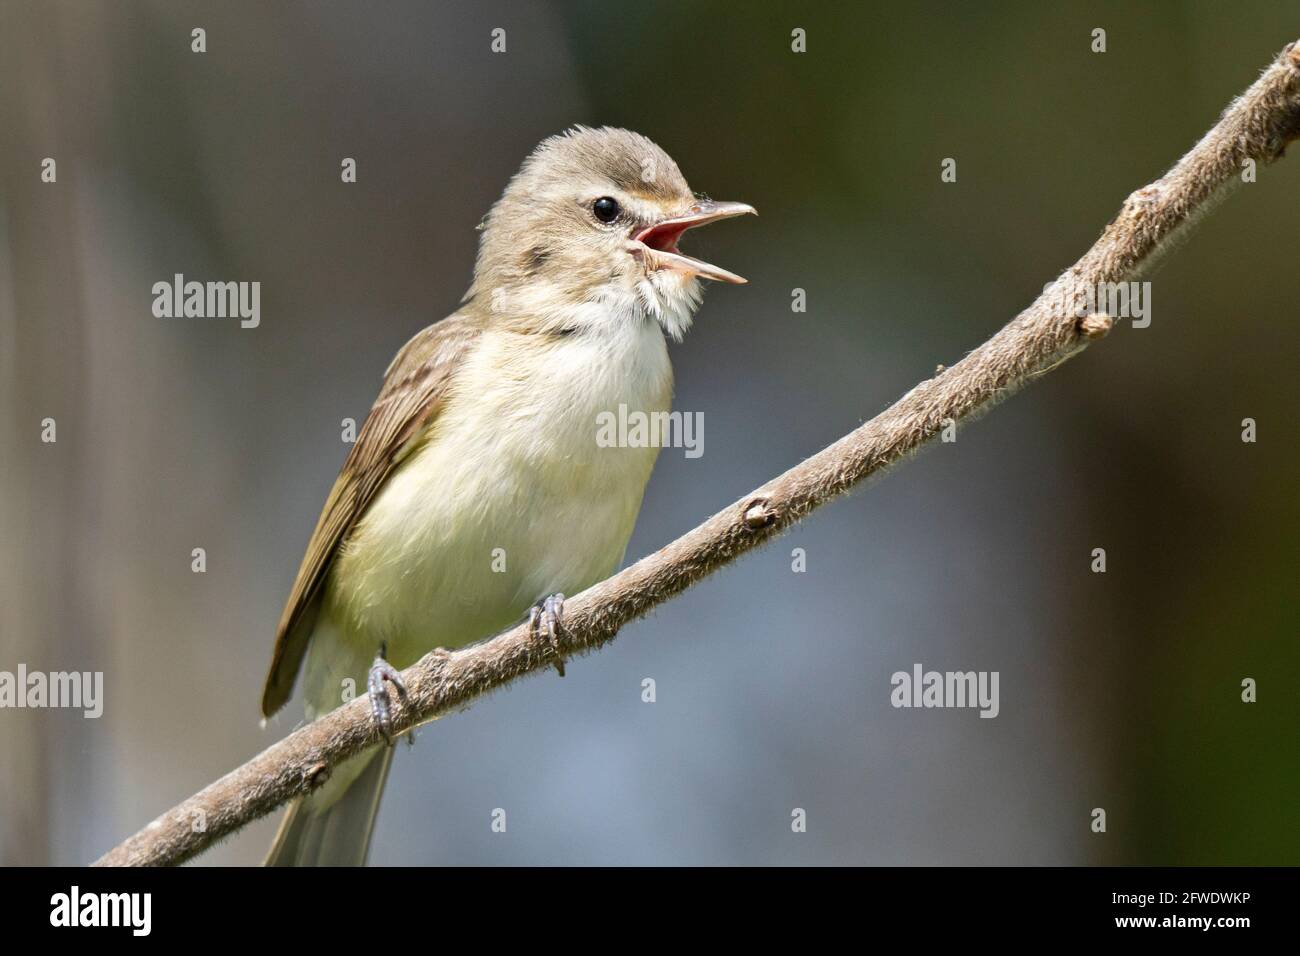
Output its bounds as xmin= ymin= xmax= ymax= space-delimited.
xmin=1 ymin=0 xmax=1296 ymax=865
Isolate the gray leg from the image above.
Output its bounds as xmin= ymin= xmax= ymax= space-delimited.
xmin=528 ymin=593 xmax=567 ymax=677
xmin=367 ymin=642 xmax=409 ymax=743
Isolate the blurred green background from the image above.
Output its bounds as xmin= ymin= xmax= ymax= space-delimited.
xmin=1 ymin=0 xmax=1296 ymax=865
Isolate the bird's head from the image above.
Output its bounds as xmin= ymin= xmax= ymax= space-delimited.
xmin=469 ymin=126 xmax=755 ymax=340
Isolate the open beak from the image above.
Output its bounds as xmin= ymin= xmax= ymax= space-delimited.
xmin=632 ymin=199 xmax=757 ymax=284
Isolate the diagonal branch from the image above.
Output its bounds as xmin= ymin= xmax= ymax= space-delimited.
xmin=94 ymin=41 xmax=1300 ymax=867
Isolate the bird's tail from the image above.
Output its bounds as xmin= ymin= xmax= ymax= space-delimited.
xmin=265 ymin=745 xmax=392 ymax=867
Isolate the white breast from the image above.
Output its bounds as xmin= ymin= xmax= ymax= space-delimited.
xmin=320 ymin=319 xmax=673 ymax=678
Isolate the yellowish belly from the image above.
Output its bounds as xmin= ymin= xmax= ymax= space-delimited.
xmin=308 ymin=323 xmax=671 ymax=715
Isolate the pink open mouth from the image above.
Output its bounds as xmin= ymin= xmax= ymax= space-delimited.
xmin=631 ymin=200 xmax=756 ymax=284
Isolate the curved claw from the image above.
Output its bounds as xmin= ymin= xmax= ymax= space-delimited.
xmin=367 ymin=647 xmax=409 ymax=744
xmin=529 ymin=593 xmax=567 ymax=677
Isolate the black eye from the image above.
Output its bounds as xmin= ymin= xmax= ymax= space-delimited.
xmin=592 ymin=196 xmax=620 ymax=223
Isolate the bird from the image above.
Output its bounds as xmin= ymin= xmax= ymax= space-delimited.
xmin=260 ymin=126 xmax=755 ymax=865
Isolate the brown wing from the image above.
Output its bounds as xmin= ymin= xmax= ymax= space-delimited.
xmin=260 ymin=313 xmax=481 ymax=717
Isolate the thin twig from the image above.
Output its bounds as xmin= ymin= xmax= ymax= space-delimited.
xmin=94 ymin=41 xmax=1300 ymax=867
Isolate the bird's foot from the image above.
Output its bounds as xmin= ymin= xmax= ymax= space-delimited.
xmin=368 ymin=642 xmax=409 ymax=744
xmin=528 ymin=593 xmax=567 ymax=677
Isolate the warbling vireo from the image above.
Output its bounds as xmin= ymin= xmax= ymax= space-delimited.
xmin=261 ymin=126 xmax=754 ymax=865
